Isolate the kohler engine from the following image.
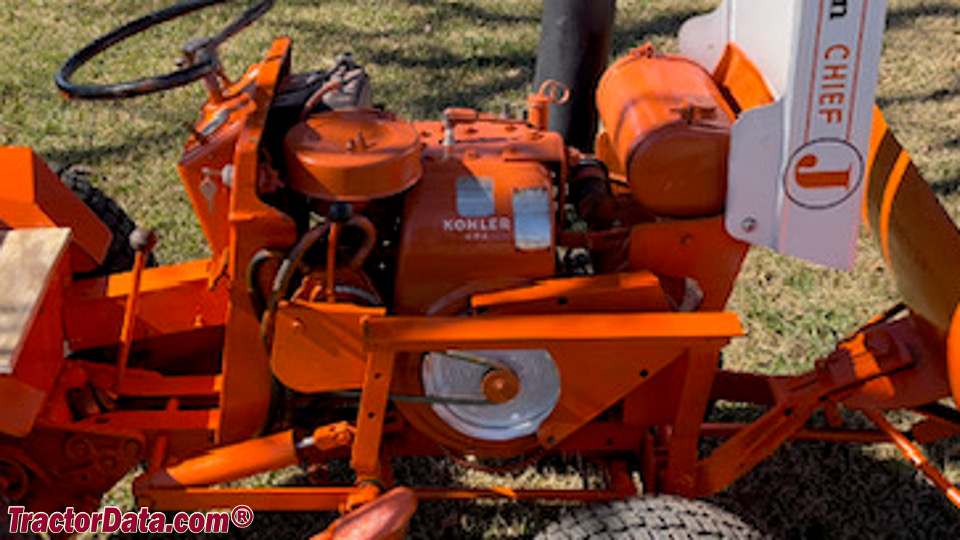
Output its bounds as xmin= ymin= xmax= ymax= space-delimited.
xmin=268 ymin=58 xmax=567 ymax=316
xmin=260 ymin=58 xmax=574 ymax=444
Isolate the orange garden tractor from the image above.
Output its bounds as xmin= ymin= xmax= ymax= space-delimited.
xmin=2 ymin=0 xmax=960 ymax=537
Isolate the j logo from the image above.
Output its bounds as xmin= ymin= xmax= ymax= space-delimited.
xmin=794 ymin=154 xmax=852 ymax=190
xmin=784 ymin=139 xmax=863 ymax=209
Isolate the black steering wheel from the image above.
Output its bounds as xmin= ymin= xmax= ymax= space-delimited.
xmin=56 ymin=0 xmax=274 ymax=100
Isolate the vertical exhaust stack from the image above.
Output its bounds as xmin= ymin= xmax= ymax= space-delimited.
xmin=533 ymin=0 xmax=615 ymax=152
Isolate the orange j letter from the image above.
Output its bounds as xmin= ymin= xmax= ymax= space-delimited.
xmin=794 ymin=154 xmax=851 ymax=189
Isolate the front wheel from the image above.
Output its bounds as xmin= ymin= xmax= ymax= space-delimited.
xmin=59 ymin=165 xmax=157 ymax=277
xmin=535 ymin=496 xmax=767 ymax=539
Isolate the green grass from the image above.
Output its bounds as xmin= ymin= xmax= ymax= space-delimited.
xmin=2 ymin=0 xmax=960 ymax=538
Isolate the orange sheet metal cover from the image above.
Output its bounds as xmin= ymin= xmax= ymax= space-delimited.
xmin=271 ymin=300 xmax=385 ymax=393
xmin=866 ymin=112 xmax=960 ymax=334
xmin=283 ymin=109 xmax=422 ymax=201
xmin=392 ymin=147 xmax=556 ymax=314
xmin=596 ymin=48 xmax=735 ymax=217
xmin=0 ymin=147 xmax=111 ymax=270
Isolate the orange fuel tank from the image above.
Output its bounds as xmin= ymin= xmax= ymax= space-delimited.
xmin=596 ymin=46 xmax=735 ymax=217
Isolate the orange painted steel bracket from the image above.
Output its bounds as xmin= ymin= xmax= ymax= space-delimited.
xmin=137 ymin=422 xmax=354 ymax=490
xmin=663 ymin=350 xmax=723 ymax=494
xmin=271 ymin=300 xmax=386 ymax=393
xmin=861 ymin=409 xmax=960 ymax=510
xmin=0 ymin=147 xmax=111 ymax=273
xmin=692 ymin=316 xmax=937 ymax=497
xmin=379 ymin=420 xmax=645 ymax=456
xmin=63 ymin=259 xmax=227 ymax=351
xmin=79 ymin=362 xmax=222 ymax=399
xmin=351 ymin=350 xmax=396 ymax=483
xmin=628 ymin=216 xmax=749 ymax=310
xmin=364 ymin=312 xmax=743 ymax=349
xmin=356 ymin=312 xmax=741 ymax=485
xmin=470 ymin=271 xmax=672 ymax=315
xmin=833 ymin=317 xmax=950 ymax=411
xmin=218 ymin=38 xmax=298 ymax=444
xmin=138 ymin=485 xmax=637 ymax=513
xmin=67 ymin=410 xmax=220 ymax=434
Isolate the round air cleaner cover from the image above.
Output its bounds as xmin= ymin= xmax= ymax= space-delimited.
xmin=283 ymin=109 xmax=422 ymax=201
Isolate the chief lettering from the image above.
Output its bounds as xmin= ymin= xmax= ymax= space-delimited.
xmin=817 ymin=44 xmax=851 ymax=125
xmin=829 ymin=0 xmax=848 ymax=19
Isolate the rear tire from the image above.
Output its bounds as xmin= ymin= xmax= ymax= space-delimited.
xmin=535 ymin=496 xmax=767 ymax=539
xmin=59 ymin=165 xmax=156 ymax=276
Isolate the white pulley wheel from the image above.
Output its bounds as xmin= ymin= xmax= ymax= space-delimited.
xmin=422 ymin=349 xmax=561 ymax=441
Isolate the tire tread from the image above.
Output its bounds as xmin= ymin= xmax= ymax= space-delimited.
xmin=59 ymin=166 xmax=155 ymax=276
xmin=536 ymin=496 xmax=767 ymax=540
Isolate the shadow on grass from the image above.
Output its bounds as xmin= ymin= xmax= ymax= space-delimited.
xmin=877 ymin=86 xmax=960 ymax=109
xmin=706 ymin=405 xmax=960 ymax=540
xmin=887 ymin=2 xmax=960 ymax=30
xmin=403 ymin=0 xmax=540 ymax=26
xmin=611 ymin=8 xmax=703 ymax=56
xmin=43 ymin=127 xmax=183 ymax=170
xmin=712 ymin=438 xmax=960 ymax=540
xmin=264 ymin=14 xmax=538 ymax=116
xmin=265 ymin=33 xmax=536 ymax=116
xmin=277 ymin=0 xmax=540 ymax=26
xmin=396 ymin=457 xmax=571 ymax=540
xmin=931 ymin=177 xmax=960 ymax=197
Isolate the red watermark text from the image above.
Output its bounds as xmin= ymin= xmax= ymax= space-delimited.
xmin=7 ymin=505 xmax=254 ymax=534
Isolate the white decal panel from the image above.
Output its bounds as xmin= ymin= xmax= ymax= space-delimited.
xmin=513 ymin=187 xmax=552 ymax=251
xmin=684 ymin=0 xmax=887 ymax=269
xmin=446 ymin=176 xmax=512 ymax=242
xmin=778 ymin=0 xmax=886 ymax=268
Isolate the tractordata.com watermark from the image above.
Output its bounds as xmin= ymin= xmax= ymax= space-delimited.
xmin=6 ymin=505 xmax=254 ymax=534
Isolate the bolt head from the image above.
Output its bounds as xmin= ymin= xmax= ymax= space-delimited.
xmin=482 ymin=369 xmax=520 ymax=404
xmin=292 ymin=318 xmax=305 ymax=333
xmin=865 ymin=331 xmax=894 ymax=356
